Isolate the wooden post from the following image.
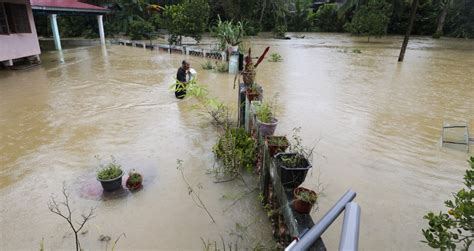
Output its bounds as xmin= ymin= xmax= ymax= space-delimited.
xmin=398 ymin=0 xmax=419 ymax=62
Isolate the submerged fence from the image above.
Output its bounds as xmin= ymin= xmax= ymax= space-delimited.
xmin=238 ymin=83 xmax=361 ymax=250
xmin=115 ymin=39 xmax=227 ymax=61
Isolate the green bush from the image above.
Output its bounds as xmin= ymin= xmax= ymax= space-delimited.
xmin=201 ymin=60 xmax=214 ymax=70
xmin=215 ymin=62 xmax=228 ymax=73
xmin=422 ymin=157 xmax=473 ymax=250
xmin=273 ymin=24 xmax=287 ymax=38
xmin=213 ymin=128 xmax=256 ymax=173
xmin=312 ymin=4 xmax=344 ymax=32
xmin=344 ymin=0 xmax=392 ymax=41
xmin=129 ymin=19 xmax=154 ymax=40
xmin=269 ymin=53 xmax=283 ymax=62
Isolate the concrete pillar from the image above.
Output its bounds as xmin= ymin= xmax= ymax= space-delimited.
xmin=97 ymin=15 xmax=105 ymax=45
xmin=50 ymin=14 xmax=62 ymax=50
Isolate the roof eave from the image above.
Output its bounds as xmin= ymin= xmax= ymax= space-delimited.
xmin=31 ymin=6 xmax=111 ymax=14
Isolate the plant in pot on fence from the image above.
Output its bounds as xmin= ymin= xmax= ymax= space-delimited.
xmin=213 ymin=16 xmax=244 ymax=52
xmin=293 ymin=187 xmax=318 ymax=214
xmin=246 ymin=83 xmax=261 ymax=101
xmin=97 ymin=157 xmax=124 ymax=192
xmin=255 ymin=101 xmax=278 ymax=138
xmin=241 ymin=47 xmax=270 ymax=86
xmin=274 ymin=127 xmax=314 ymax=189
xmin=126 ymin=169 xmax=143 ymax=191
xmin=266 ymin=135 xmax=289 ymax=157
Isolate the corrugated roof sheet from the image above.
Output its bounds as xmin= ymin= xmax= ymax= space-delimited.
xmin=30 ymin=0 xmax=107 ymax=11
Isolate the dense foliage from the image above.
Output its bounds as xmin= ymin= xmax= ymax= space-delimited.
xmin=161 ymin=0 xmax=210 ymax=44
xmin=422 ymin=157 xmax=474 ymax=250
xmin=213 ymin=128 xmax=256 ymax=174
xmin=344 ymin=0 xmax=392 ymax=40
xmin=34 ymin=0 xmax=474 ymax=40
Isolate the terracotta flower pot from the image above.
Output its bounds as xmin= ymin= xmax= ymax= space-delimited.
xmin=266 ymin=136 xmax=289 ymax=157
xmin=246 ymin=89 xmax=260 ymax=101
xmin=126 ymin=173 xmax=143 ymax=191
xmin=292 ymin=187 xmax=317 ymax=214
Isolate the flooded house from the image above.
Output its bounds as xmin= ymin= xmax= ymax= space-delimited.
xmin=0 ymin=0 xmax=108 ymax=67
xmin=0 ymin=0 xmax=40 ymax=66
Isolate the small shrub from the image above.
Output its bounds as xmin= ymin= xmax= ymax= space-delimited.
xmin=352 ymin=48 xmax=362 ymax=54
xmin=129 ymin=20 xmax=155 ymax=40
xmin=213 ymin=128 xmax=256 ymax=174
xmin=422 ymin=157 xmax=473 ymax=250
xmin=273 ymin=24 xmax=287 ymax=38
xmin=215 ymin=62 xmax=229 ymax=73
xmin=255 ymin=102 xmax=273 ymax=123
xmin=269 ymin=53 xmax=283 ymax=62
xmin=201 ymin=60 xmax=213 ymax=70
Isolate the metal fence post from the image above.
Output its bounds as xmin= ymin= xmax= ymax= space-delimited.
xmin=339 ymin=202 xmax=361 ymax=251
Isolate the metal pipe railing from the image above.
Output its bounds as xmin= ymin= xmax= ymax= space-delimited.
xmin=286 ymin=190 xmax=357 ymax=251
xmin=339 ymin=202 xmax=361 ymax=251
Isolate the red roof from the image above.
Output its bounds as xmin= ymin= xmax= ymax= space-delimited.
xmin=30 ymin=0 xmax=107 ymax=11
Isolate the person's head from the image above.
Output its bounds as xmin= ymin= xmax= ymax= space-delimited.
xmin=182 ymin=60 xmax=190 ymax=70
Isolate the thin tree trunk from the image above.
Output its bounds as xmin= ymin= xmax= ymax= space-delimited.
xmin=398 ymin=0 xmax=419 ymax=62
xmin=435 ymin=0 xmax=450 ymax=36
xmin=259 ymin=0 xmax=267 ymax=26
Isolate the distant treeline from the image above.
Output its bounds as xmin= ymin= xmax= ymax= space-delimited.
xmin=34 ymin=0 xmax=473 ymax=39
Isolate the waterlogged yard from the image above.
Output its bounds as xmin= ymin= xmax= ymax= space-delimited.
xmin=1 ymin=34 xmax=473 ymax=250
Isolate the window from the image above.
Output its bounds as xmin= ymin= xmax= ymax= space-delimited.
xmin=0 ymin=3 xmax=9 ymax=35
xmin=4 ymin=3 xmax=31 ymax=34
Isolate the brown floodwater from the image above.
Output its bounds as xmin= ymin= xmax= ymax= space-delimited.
xmin=1 ymin=33 xmax=473 ymax=250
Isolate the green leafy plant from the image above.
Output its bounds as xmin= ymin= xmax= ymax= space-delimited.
xmin=269 ymin=53 xmax=283 ymax=62
xmin=161 ymin=0 xmax=210 ymax=44
xmin=273 ymin=24 xmax=287 ymax=38
xmin=212 ymin=16 xmax=245 ymax=50
xmin=201 ymin=60 xmax=213 ymax=70
xmin=215 ymin=62 xmax=229 ymax=73
xmin=255 ymin=102 xmax=273 ymax=123
xmin=422 ymin=157 xmax=474 ymax=250
xmin=267 ymin=136 xmax=288 ymax=146
xmin=213 ymin=128 xmax=256 ymax=175
xmin=97 ymin=157 xmax=123 ymax=180
xmin=344 ymin=0 xmax=392 ymax=42
xmin=295 ymin=189 xmax=318 ymax=205
xmin=280 ymin=127 xmax=315 ymax=168
xmin=128 ymin=19 xmax=154 ymax=40
xmin=352 ymin=48 xmax=362 ymax=54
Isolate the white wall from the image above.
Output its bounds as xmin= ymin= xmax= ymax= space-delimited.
xmin=0 ymin=0 xmax=41 ymax=62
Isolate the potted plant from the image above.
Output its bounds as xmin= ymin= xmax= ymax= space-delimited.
xmin=292 ymin=187 xmax=318 ymax=214
xmin=213 ymin=16 xmax=244 ymax=52
xmin=241 ymin=47 xmax=270 ymax=86
xmin=126 ymin=170 xmax=143 ymax=191
xmin=265 ymin=136 xmax=289 ymax=157
xmin=274 ymin=128 xmax=314 ymax=189
xmin=246 ymin=83 xmax=261 ymax=101
xmin=97 ymin=158 xmax=124 ymax=192
xmin=255 ymin=101 xmax=278 ymax=138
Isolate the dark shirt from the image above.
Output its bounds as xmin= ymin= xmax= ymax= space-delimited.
xmin=175 ymin=67 xmax=187 ymax=99
xmin=177 ymin=67 xmax=187 ymax=82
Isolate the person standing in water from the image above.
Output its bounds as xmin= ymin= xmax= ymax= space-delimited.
xmin=175 ymin=60 xmax=190 ymax=99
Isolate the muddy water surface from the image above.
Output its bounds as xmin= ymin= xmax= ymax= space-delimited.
xmin=1 ymin=34 xmax=473 ymax=250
